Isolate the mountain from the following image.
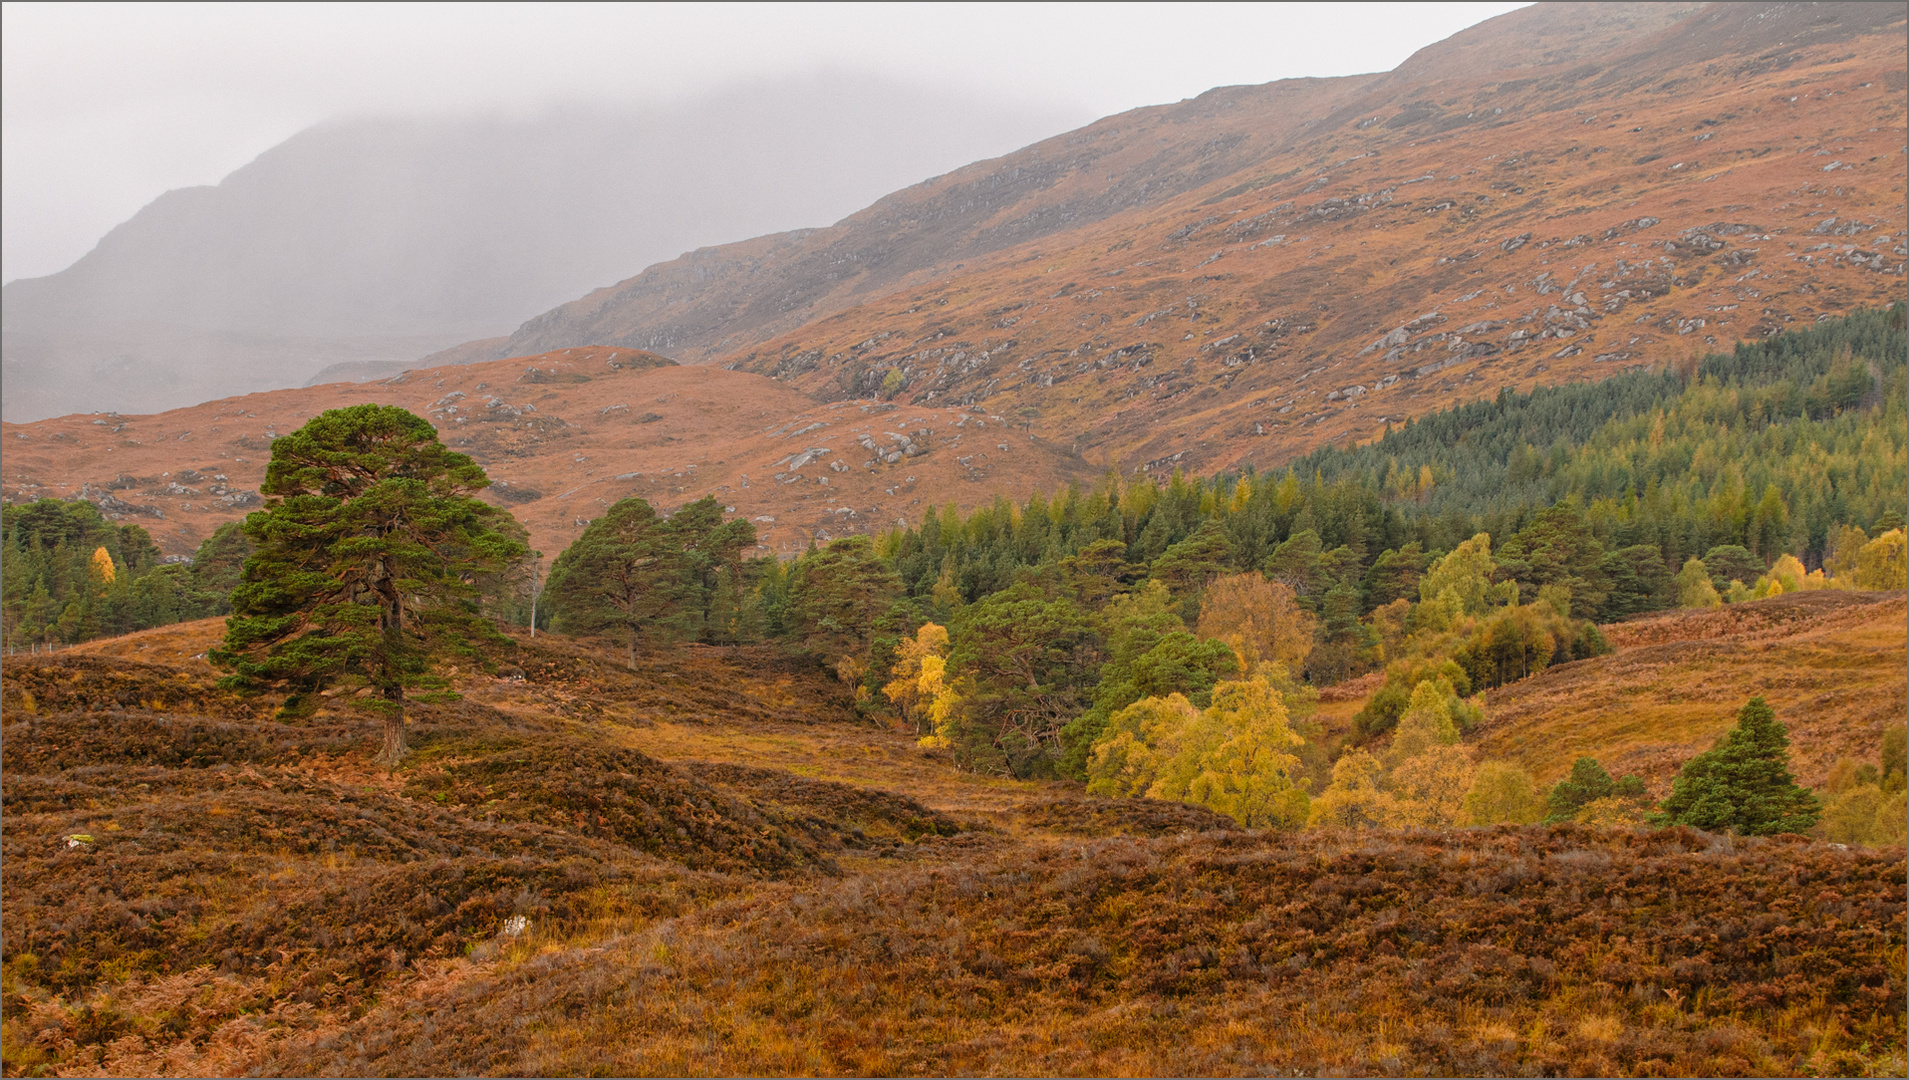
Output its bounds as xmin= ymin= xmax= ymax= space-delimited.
xmin=0 ymin=75 xmax=1086 ymax=422
xmin=470 ymin=1 xmax=1905 ymax=476
xmin=6 ymin=2 xmax=1904 ymax=559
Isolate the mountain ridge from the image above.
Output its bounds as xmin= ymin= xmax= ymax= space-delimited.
xmin=463 ymin=1 xmax=1905 ymax=479
xmin=5 ymin=2 xmax=1904 ymax=559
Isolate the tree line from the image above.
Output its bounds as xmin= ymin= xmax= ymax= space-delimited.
xmin=1 ymin=501 xmax=248 ymax=648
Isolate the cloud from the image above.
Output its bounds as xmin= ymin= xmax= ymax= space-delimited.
xmin=2 ymin=2 xmax=1526 ymax=281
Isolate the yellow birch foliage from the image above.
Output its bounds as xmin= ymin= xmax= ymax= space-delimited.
xmin=1195 ymin=573 xmax=1316 ymax=670
xmin=1417 ymin=533 xmax=1496 ymax=616
xmin=1387 ymin=680 xmax=1459 ymax=766
xmin=1675 ymin=557 xmax=1723 ymax=609
xmin=1149 ymin=677 xmax=1310 ymax=828
xmin=1384 ymin=744 xmax=1476 ymax=828
xmin=1461 ymin=760 xmax=1545 ymax=825
xmin=1308 ymin=750 xmax=1394 ymax=829
xmin=1768 ymin=553 xmax=1807 ymax=595
xmin=884 ymin=622 xmax=949 ymax=727
xmin=1085 ymin=694 xmax=1195 ymax=798
xmin=1855 ymin=529 xmax=1907 ymax=591
xmin=1818 ymin=754 xmax=1909 ymax=846
xmin=914 ymin=656 xmax=965 ymax=750
xmin=1087 ymin=676 xmax=1310 ymax=828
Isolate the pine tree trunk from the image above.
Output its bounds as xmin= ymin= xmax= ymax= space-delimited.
xmin=378 ymin=684 xmax=407 ymax=767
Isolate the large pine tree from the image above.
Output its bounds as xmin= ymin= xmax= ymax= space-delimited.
xmin=211 ymin=405 xmax=525 ymax=764
xmin=1656 ymin=697 xmax=1821 ymax=835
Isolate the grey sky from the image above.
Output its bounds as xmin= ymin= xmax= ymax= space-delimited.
xmin=2 ymin=1 xmax=1528 ymax=284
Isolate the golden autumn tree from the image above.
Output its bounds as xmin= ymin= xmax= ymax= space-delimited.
xmin=1766 ymin=553 xmax=1808 ymax=595
xmin=1417 ymin=532 xmax=1499 ymax=619
xmin=883 ymin=622 xmax=949 ymax=733
xmin=915 ymin=654 xmax=966 ymax=750
xmin=1150 ymin=676 xmax=1310 ymax=828
xmin=1385 ymin=744 xmax=1476 ymax=828
xmin=1386 ymin=680 xmax=1460 ymax=766
xmin=1675 ymin=557 xmax=1723 ymax=609
xmin=1856 ymin=529 xmax=1907 ymax=590
xmin=88 ymin=546 xmax=116 ymax=586
xmin=1308 ymin=750 xmax=1394 ymax=828
xmin=1086 ymin=675 xmax=1310 ymax=828
xmin=1460 ymin=760 xmax=1546 ymax=825
xmin=1086 ymin=693 xmax=1196 ymax=799
xmin=1195 ymin=572 xmax=1315 ymax=671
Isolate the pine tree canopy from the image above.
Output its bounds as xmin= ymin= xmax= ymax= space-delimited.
xmin=210 ymin=404 xmax=525 ymax=764
xmin=544 ymin=495 xmax=759 ymax=665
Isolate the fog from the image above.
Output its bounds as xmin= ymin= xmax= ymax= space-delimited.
xmin=4 ymin=2 xmax=1526 ymax=282
xmin=1 ymin=2 xmax=1528 ymax=421
xmin=0 ymin=75 xmax=1086 ymax=420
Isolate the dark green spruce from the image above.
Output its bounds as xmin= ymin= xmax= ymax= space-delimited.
xmin=1654 ymin=697 xmax=1822 ymax=835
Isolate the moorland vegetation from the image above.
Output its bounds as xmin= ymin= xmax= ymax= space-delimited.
xmin=3 ymin=636 xmax=1902 ymax=1076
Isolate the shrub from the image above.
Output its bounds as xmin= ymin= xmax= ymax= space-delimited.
xmin=1545 ymin=757 xmax=1646 ymax=823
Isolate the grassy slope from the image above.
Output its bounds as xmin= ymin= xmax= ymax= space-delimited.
xmin=1478 ymin=591 xmax=1908 ymax=791
xmin=3 ymin=614 xmax=1904 ymax=1077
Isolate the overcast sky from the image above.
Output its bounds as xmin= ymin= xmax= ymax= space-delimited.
xmin=2 ymin=1 xmax=1528 ymax=284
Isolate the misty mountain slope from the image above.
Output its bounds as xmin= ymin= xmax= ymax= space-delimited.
xmin=0 ymin=75 xmax=1085 ymax=422
xmin=482 ymin=1 xmax=1906 ymax=477
xmin=477 ymin=1 xmax=1713 ymax=363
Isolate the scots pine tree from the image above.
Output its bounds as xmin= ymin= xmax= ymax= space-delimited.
xmin=546 ymin=497 xmax=688 ymax=667
xmin=784 ymin=536 xmax=902 ymax=667
xmin=1655 ymin=697 xmax=1821 ymax=834
xmin=210 ymin=405 xmax=525 ymax=765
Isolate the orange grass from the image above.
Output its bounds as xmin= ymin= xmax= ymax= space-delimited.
xmin=1479 ymin=592 xmax=1907 ymax=791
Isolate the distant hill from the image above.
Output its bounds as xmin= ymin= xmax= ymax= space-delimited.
xmin=0 ymin=346 xmax=1100 ymax=559
xmin=0 ymin=75 xmax=1085 ymax=421
xmin=473 ymin=1 xmax=1906 ymax=477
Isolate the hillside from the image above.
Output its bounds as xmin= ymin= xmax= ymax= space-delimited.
xmin=472 ymin=1 xmax=1906 ymax=475
xmin=1477 ymin=590 xmax=1908 ymax=791
xmin=4 ymin=621 xmax=1903 ymax=1077
xmin=0 ymin=77 xmax=1084 ymax=422
xmin=0 ymin=347 xmax=1099 ymax=559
